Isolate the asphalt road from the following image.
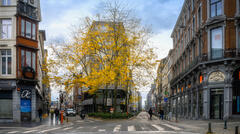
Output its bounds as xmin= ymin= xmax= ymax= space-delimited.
xmin=0 ymin=112 xmax=200 ymax=134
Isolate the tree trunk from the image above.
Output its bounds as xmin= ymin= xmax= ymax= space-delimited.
xmin=113 ymin=79 xmax=118 ymax=113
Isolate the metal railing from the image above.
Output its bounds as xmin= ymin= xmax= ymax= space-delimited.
xmin=17 ymin=1 xmax=38 ymax=20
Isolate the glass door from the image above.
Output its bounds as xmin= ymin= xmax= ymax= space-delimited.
xmin=210 ymin=89 xmax=223 ymax=119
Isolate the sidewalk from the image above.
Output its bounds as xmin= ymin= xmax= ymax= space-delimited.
xmin=0 ymin=114 xmax=77 ymax=128
xmin=163 ymin=118 xmax=240 ymax=134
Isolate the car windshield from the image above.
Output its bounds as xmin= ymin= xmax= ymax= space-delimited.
xmin=67 ymin=109 xmax=73 ymax=111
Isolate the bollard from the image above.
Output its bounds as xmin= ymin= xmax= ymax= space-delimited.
xmin=207 ymin=122 xmax=212 ymax=134
xmin=235 ymin=126 xmax=238 ymax=134
xmin=224 ymin=120 xmax=227 ymax=129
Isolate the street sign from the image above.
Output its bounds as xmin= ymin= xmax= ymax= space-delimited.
xmin=164 ymin=97 xmax=168 ymax=102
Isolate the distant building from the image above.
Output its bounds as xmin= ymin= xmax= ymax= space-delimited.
xmin=73 ymin=21 xmax=129 ymax=113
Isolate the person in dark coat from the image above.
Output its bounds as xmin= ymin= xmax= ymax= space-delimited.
xmin=160 ymin=109 xmax=164 ymax=120
xmin=148 ymin=108 xmax=153 ymax=120
xmin=38 ymin=108 xmax=43 ymax=122
xmin=54 ymin=108 xmax=59 ymax=124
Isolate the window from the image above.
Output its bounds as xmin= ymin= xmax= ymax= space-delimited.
xmin=32 ymin=24 xmax=36 ymax=40
xmin=211 ymin=27 xmax=223 ymax=59
xmin=1 ymin=0 xmax=11 ymax=6
xmin=198 ymin=4 xmax=202 ymax=28
xmin=192 ymin=0 xmax=195 ymax=11
xmin=210 ymin=0 xmax=222 ymax=17
xmin=1 ymin=49 xmax=11 ymax=75
xmin=20 ymin=18 xmax=37 ymax=40
xmin=238 ymin=26 xmax=240 ymax=49
xmin=192 ymin=16 xmax=195 ymax=37
xmin=198 ymin=38 xmax=202 ymax=56
xmin=239 ymin=0 xmax=240 ymax=13
xmin=0 ymin=19 xmax=12 ymax=39
xmin=21 ymin=19 xmax=25 ymax=36
xmin=21 ymin=49 xmax=36 ymax=71
xmin=26 ymin=21 xmax=31 ymax=38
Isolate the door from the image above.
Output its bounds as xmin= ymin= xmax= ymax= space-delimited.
xmin=210 ymin=89 xmax=223 ymax=119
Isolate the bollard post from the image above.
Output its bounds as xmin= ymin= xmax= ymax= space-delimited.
xmin=207 ymin=122 xmax=212 ymax=134
xmin=235 ymin=126 xmax=239 ymax=134
xmin=224 ymin=120 xmax=227 ymax=129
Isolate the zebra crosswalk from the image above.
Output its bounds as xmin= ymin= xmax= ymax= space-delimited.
xmin=5 ymin=123 xmax=185 ymax=134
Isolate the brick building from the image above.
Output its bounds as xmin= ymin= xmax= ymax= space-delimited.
xmin=170 ymin=0 xmax=240 ymax=120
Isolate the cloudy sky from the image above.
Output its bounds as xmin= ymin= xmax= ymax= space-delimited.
xmin=39 ymin=0 xmax=184 ymax=105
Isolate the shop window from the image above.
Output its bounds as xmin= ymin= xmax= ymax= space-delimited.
xmin=20 ymin=18 xmax=37 ymax=40
xmin=0 ymin=19 xmax=12 ymax=39
xmin=0 ymin=49 xmax=11 ymax=75
xmin=21 ymin=49 xmax=36 ymax=71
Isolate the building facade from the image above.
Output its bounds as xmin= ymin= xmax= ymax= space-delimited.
xmin=0 ymin=0 xmax=47 ymax=122
xmin=169 ymin=0 xmax=240 ymax=120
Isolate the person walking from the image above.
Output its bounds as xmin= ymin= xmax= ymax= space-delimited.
xmin=54 ymin=108 xmax=59 ymax=124
xmin=160 ymin=109 xmax=164 ymax=120
xmin=148 ymin=108 xmax=153 ymax=120
xmin=38 ymin=108 xmax=43 ymax=122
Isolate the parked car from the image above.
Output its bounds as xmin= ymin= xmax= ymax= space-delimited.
xmin=65 ymin=108 xmax=76 ymax=116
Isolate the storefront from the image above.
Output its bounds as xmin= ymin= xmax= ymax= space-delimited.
xmin=0 ymin=80 xmax=16 ymax=122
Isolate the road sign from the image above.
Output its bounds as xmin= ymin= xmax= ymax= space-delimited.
xmin=164 ymin=97 xmax=168 ymax=102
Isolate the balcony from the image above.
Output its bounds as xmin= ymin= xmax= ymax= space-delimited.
xmin=17 ymin=1 xmax=38 ymax=20
xmin=170 ymin=48 xmax=240 ymax=86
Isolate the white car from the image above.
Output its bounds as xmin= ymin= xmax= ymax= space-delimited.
xmin=65 ymin=109 xmax=76 ymax=116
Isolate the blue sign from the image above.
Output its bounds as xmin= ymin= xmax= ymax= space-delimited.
xmin=21 ymin=99 xmax=31 ymax=112
xmin=164 ymin=97 xmax=168 ymax=102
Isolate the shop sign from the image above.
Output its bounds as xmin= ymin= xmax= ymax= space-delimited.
xmin=208 ymin=71 xmax=225 ymax=82
xmin=107 ymin=98 xmax=112 ymax=106
xmin=21 ymin=89 xmax=32 ymax=99
xmin=21 ymin=99 xmax=31 ymax=112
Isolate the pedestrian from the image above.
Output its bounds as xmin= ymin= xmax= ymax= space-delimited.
xmin=148 ymin=108 xmax=153 ymax=120
xmin=160 ymin=109 xmax=164 ymax=120
xmin=54 ymin=108 xmax=59 ymax=124
xmin=38 ymin=108 xmax=43 ymax=122
xmin=50 ymin=109 xmax=54 ymax=121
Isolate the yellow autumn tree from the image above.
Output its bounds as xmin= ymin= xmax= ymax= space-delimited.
xmin=46 ymin=0 xmax=157 ymax=113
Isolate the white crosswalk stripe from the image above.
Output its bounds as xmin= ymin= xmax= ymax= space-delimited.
xmin=128 ymin=125 xmax=136 ymax=131
xmin=38 ymin=127 xmax=61 ymax=133
xmin=152 ymin=124 xmax=164 ymax=131
xmin=162 ymin=123 xmax=182 ymax=130
xmin=113 ymin=124 xmax=121 ymax=132
xmin=8 ymin=131 xmax=19 ymax=134
xmin=23 ymin=130 xmax=38 ymax=133
xmin=77 ymin=126 xmax=83 ymax=129
xmin=98 ymin=129 xmax=106 ymax=132
xmin=63 ymin=127 xmax=73 ymax=130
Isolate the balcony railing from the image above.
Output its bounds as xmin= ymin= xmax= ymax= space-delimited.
xmin=170 ymin=48 xmax=240 ymax=85
xmin=17 ymin=1 xmax=38 ymax=20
